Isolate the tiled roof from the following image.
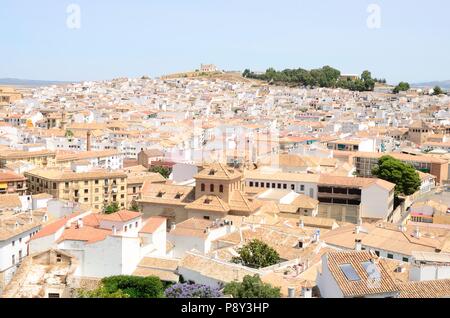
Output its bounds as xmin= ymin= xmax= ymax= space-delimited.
xmin=325 ymin=250 xmax=399 ymax=297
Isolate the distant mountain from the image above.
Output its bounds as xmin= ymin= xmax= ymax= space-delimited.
xmin=0 ymin=78 xmax=73 ymax=87
xmin=412 ymin=80 xmax=450 ymax=89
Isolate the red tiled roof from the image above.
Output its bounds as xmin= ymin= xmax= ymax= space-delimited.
xmin=31 ymin=212 xmax=81 ymax=240
xmin=99 ymin=210 xmax=142 ymax=222
xmin=139 ymin=216 xmax=166 ymax=234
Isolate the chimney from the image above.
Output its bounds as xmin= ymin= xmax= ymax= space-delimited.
xmin=170 ymin=223 xmax=176 ymax=231
xmin=355 ymin=225 xmax=360 ymax=234
xmin=77 ymin=219 xmax=83 ymax=229
xmin=355 ymin=238 xmax=362 ymax=251
xmin=112 ymin=225 xmax=117 ymax=235
xmin=299 ymin=220 xmax=304 ymax=229
xmin=287 ymin=287 xmax=296 ymax=298
xmin=413 ymin=226 xmax=421 ymax=239
xmin=86 ymin=130 xmax=92 ymax=151
xmin=302 ymin=286 xmax=313 ymax=299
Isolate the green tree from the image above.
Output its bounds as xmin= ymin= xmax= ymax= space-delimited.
xmin=393 ymin=82 xmax=410 ymax=94
xmin=223 ymin=275 xmax=281 ymax=298
xmin=104 ymin=202 xmax=120 ymax=214
xmin=231 ymin=239 xmax=280 ymax=269
xmin=433 ymin=86 xmax=444 ymax=96
xmin=77 ymin=286 xmax=130 ymax=298
xmin=150 ymin=166 xmax=172 ymax=179
xmin=371 ymin=156 xmax=421 ymax=196
xmin=361 ymin=70 xmax=375 ymax=91
xmin=106 ymin=275 xmax=164 ymax=298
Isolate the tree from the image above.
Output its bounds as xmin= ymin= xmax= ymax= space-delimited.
xmin=77 ymin=286 xmax=130 ymax=298
xmin=433 ymin=86 xmax=444 ymax=96
xmin=150 ymin=166 xmax=172 ymax=179
xmin=223 ymin=275 xmax=281 ymax=298
xmin=104 ymin=202 xmax=120 ymax=214
xmin=371 ymin=156 xmax=421 ymax=196
xmin=164 ymin=283 xmax=223 ymax=298
xmin=231 ymin=239 xmax=280 ymax=269
xmin=96 ymin=275 xmax=165 ymax=298
xmin=361 ymin=70 xmax=375 ymax=91
xmin=393 ymin=82 xmax=410 ymax=94
xmin=129 ymin=201 xmax=140 ymax=212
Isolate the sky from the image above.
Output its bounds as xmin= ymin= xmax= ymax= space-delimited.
xmin=1 ymin=0 xmax=449 ymax=84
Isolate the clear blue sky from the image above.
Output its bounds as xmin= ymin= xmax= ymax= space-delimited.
xmin=1 ymin=0 xmax=449 ymax=83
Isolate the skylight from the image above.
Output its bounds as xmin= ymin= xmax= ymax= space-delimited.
xmin=339 ymin=264 xmax=361 ymax=281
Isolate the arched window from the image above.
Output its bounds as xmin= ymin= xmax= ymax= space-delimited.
xmin=219 ymin=185 xmax=224 ymax=193
xmin=210 ymin=184 xmax=215 ymax=192
xmin=201 ymin=183 xmax=205 ymax=191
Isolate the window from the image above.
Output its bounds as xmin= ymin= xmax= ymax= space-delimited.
xmin=48 ymin=293 xmax=60 ymax=298
xmin=387 ymin=253 xmax=394 ymax=259
xmin=84 ymin=189 xmax=88 ymax=194
xmin=272 ymin=183 xmax=276 ymax=188
xmin=219 ymin=185 xmax=224 ymax=193
xmin=19 ymin=238 xmax=22 ymax=243
xmin=249 ymin=182 xmax=254 ymax=187
xmin=374 ymin=251 xmax=380 ymax=256
xmin=135 ymin=222 xmax=138 ymax=228
xmin=19 ymin=250 xmax=22 ymax=260
xmin=95 ymin=180 xmax=99 ymax=185
xmin=402 ymin=257 xmax=409 ymax=262
xmin=201 ymin=183 xmax=205 ymax=191
xmin=266 ymin=183 xmax=270 ymax=188
xmin=84 ymin=181 xmax=88 ymax=185
xmin=53 ymin=183 xmax=57 ymax=190
xmin=300 ymin=185 xmax=305 ymax=191
xmin=291 ymin=184 xmax=295 ymax=190
xmin=339 ymin=264 xmax=361 ymax=281
xmin=210 ymin=184 xmax=214 ymax=192
xmin=203 ymin=216 xmax=210 ymax=220
xmin=12 ymin=254 xmax=15 ymax=265
xmin=255 ymin=182 xmax=259 ymax=187
xmin=12 ymin=240 xmax=15 ymax=247
xmin=283 ymin=184 xmax=287 ymax=189
xmin=277 ymin=183 xmax=282 ymax=189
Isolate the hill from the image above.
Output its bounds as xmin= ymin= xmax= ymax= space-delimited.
xmin=412 ymin=80 xmax=450 ymax=89
xmin=0 ymin=78 xmax=72 ymax=87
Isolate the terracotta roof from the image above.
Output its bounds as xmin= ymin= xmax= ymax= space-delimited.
xmin=0 ymin=170 xmax=27 ymax=182
xmin=56 ymin=224 xmax=111 ymax=244
xmin=398 ymin=279 xmax=450 ymax=298
xmin=185 ymin=195 xmax=230 ymax=214
xmin=99 ymin=210 xmax=142 ymax=222
xmin=31 ymin=212 xmax=82 ymax=240
xmin=169 ymin=218 xmax=216 ymax=238
xmin=195 ymin=163 xmax=242 ymax=181
xmin=139 ymin=216 xmax=166 ymax=234
xmin=0 ymin=194 xmax=22 ymax=209
xmin=325 ymin=250 xmax=399 ymax=297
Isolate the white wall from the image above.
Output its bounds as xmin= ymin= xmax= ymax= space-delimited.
xmin=410 ymin=264 xmax=450 ymax=281
xmin=361 ymin=184 xmax=391 ymax=219
xmin=316 ymin=257 xmax=344 ymax=298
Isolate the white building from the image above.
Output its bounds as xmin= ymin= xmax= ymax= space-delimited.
xmin=317 ymin=250 xmax=400 ymax=298
xmin=167 ymin=217 xmax=236 ymax=259
xmin=29 ymin=210 xmax=167 ymax=278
